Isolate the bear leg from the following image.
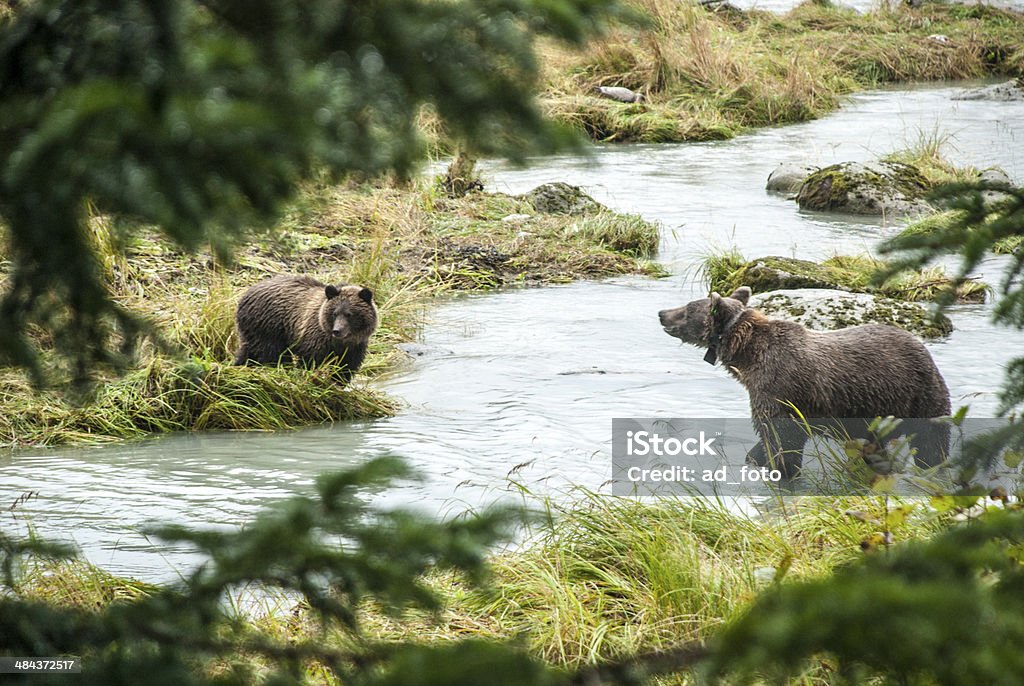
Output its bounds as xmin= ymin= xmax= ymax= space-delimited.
xmin=234 ymin=344 xmax=252 ymax=366
xmin=908 ymin=418 xmax=950 ymax=469
xmin=748 ymin=418 xmax=808 ymax=478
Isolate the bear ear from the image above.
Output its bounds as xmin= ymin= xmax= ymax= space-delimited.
xmin=729 ymin=286 xmax=751 ymax=306
xmin=325 ymin=285 xmax=340 ymax=300
xmin=708 ymin=291 xmax=728 ymax=324
xmin=358 ymin=287 xmax=373 ymax=304
xmin=709 ymin=292 xmax=722 ymax=312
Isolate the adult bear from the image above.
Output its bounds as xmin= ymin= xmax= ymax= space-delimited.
xmin=234 ymin=275 xmax=378 ymax=381
xmin=658 ymin=286 xmax=951 ymax=476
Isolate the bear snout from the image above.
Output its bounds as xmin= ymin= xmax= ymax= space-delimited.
xmin=331 ymin=321 xmax=351 ymax=339
xmin=658 ymin=308 xmax=682 ymax=332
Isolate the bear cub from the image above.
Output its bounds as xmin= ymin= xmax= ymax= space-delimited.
xmin=658 ymin=286 xmax=951 ymax=476
xmin=235 ymin=275 xmax=378 ymax=381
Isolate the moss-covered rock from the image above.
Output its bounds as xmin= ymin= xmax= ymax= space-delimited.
xmin=518 ymin=182 xmax=605 ymax=215
xmin=711 ymin=255 xmax=863 ymax=294
xmin=749 ymin=289 xmax=953 ymax=339
xmin=796 ymin=161 xmax=932 ymax=217
xmin=708 ymin=253 xmax=988 ymax=304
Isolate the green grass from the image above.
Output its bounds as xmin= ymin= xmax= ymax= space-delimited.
xmin=570 ymin=212 xmax=661 ymax=257
xmin=700 ymin=247 xmax=748 ymax=296
xmin=14 ymin=559 xmax=155 ymax=608
xmin=0 ymin=358 xmax=397 ymax=448
xmin=7 ymin=487 xmax=966 ymax=684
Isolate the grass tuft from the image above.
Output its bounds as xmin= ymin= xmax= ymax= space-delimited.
xmin=0 ymin=359 xmax=396 ymax=447
xmin=569 ymin=212 xmax=660 ymax=257
xmin=881 ymin=130 xmax=982 ymax=187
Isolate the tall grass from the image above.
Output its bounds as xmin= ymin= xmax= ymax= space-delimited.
xmin=163 ymin=272 xmax=240 ymax=363
xmin=351 ymin=492 xmax=951 ymax=670
xmin=11 ymin=489 xmax=952 ymax=683
xmin=15 ymin=559 xmax=154 ymax=607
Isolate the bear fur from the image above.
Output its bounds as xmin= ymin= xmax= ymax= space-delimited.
xmin=658 ymin=286 xmax=951 ymax=476
xmin=234 ymin=275 xmax=378 ymax=380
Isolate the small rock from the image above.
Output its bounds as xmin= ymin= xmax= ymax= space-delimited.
xmin=952 ymin=80 xmax=1024 ymax=102
xmin=518 ymin=182 xmax=605 ymax=216
xmin=749 ymin=289 xmax=953 ymax=339
xmin=796 ymin=161 xmax=933 ymax=217
xmin=767 ymin=163 xmax=820 ymax=193
xmin=397 ymin=343 xmax=454 ymax=358
xmin=501 ymin=213 xmax=532 ymax=223
xmin=594 ymin=85 xmax=645 ymax=103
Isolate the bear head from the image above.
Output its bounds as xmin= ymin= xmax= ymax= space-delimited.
xmin=658 ymin=286 xmax=751 ymax=364
xmin=318 ymin=284 xmax=379 ymax=344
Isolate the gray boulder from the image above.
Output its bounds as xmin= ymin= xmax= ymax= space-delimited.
xmin=766 ymin=163 xmax=820 ymax=193
xmin=519 ymin=182 xmax=604 ymax=215
xmin=978 ymin=167 xmax=1013 ymax=188
xmin=796 ymin=161 xmax=932 ymax=217
xmin=749 ymin=289 xmax=953 ymax=340
xmin=952 ymin=81 xmax=1024 ymax=102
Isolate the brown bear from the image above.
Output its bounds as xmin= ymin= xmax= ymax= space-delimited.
xmin=658 ymin=286 xmax=951 ymax=476
xmin=234 ymin=275 xmax=378 ymax=381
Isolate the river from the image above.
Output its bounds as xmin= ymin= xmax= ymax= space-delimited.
xmin=1 ymin=82 xmax=1022 ymax=581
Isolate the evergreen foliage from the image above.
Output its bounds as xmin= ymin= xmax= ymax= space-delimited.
xmin=706 ymin=507 xmax=1024 ymax=684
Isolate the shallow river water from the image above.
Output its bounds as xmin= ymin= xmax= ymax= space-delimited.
xmin=2 ymin=83 xmax=1023 ymax=581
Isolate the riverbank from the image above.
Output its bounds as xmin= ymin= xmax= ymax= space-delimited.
xmin=0 ymin=178 xmax=662 ymax=447
xmin=12 ymin=492 xmax=961 ymax=683
xmin=540 ymin=0 xmax=1024 ymax=142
